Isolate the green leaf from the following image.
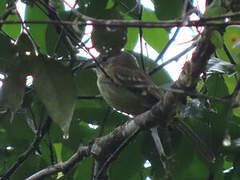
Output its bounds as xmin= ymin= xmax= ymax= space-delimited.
xmin=0 ymin=32 xmax=16 ymax=59
xmin=32 ymin=56 xmax=77 ymax=136
xmin=0 ymin=0 xmax=8 ymax=17
xmin=73 ymin=159 xmax=93 ymax=179
xmin=224 ymin=75 xmax=236 ymax=94
xmin=45 ymin=24 xmax=70 ymax=57
xmin=204 ymin=7 xmax=228 ymax=17
xmin=106 ymin=0 xmax=115 ymax=9
xmin=16 ymin=33 xmax=36 ymax=55
xmin=153 ymin=0 xmax=183 ymax=20
xmin=78 ymin=0 xmax=108 ymax=17
xmin=75 ymin=69 xmax=99 ymax=96
xmin=142 ymin=9 xmax=169 ymax=52
xmin=2 ymin=14 xmax=21 ymax=39
xmin=205 ymin=74 xmax=231 ymax=151
xmin=125 ymin=27 xmax=138 ymax=51
xmin=224 ymin=25 xmax=240 ymax=61
xmin=25 ymin=4 xmax=49 ymax=54
xmin=210 ymin=30 xmax=224 ymax=49
xmin=53 ymin=143 xmax=63 ymax=162
xmin=216 ymin=48 xmax=229 ymax=62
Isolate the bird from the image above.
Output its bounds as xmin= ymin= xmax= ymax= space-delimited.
xmin=94 ymin=51 xmax=173 ymax=175
xmin=95 ymin=51 xmax=164 ymax=115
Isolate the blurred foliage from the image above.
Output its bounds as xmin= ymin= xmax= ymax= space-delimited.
xmin=0 ymin=0 xmax=240 ymax=180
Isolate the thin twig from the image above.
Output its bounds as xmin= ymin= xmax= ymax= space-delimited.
xmin=155 ymin=27 xmax=181 ymax=63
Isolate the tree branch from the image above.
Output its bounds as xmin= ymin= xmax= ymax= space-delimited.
xmin=26 ymin=145 xmax=89 ymax=180
xmin=0 ymin=18 xmax=240 ymax=28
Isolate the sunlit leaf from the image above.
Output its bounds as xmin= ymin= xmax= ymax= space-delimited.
xmin=224 ymin=25 xmax=240 ymax=61
xmin=25 ymin=4 xmax=49 ymax=54
xmin=2 ymin=14 xmax=21 ymax=40
xmin=142 ymin=9 xmax=169 ymax=52
xmin=125 ymin=27 xmax=138 ymax=51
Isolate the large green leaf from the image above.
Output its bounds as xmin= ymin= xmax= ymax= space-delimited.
xmin=124 ymin=15 xmax=139 ymax=51
xmin=224 ymin=25 xmax=240 ymax=62
xmin=32 ymin=56 xmax=77 ymax=137
xmin=2 ymin=14 xmax=21 ymax=40
xmin=153 ymin=0 xmax=183 ymax=20
xmin=142 ymin=9 xmax=169 ymax=52
xmin=25 ymin=4 xmax=49 ymax=54
xmin=45 ymin=11 xmax=81 ymax=57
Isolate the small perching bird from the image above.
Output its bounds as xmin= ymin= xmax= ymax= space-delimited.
xmin=95 ymin=51 xmax=164 ymax=115
xmin=94 ymin=51 xmax=173 ymax=175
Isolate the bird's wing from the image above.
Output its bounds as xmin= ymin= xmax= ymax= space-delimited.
xmin=110 ymin=66 xmax=164 ymax=100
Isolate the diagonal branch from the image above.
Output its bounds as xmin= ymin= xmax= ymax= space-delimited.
xmin=26 ymin=145 xmax=89 ymax=180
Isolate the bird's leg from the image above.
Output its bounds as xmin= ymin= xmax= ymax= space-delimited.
xmin=151 ymin=127 xmax=174 ymax=180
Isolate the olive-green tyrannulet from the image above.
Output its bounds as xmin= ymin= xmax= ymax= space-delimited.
xmin=95 ymin=51 xmax=163 ymax=115
xmin=95 ymin=51 xmax=171 ymax=171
